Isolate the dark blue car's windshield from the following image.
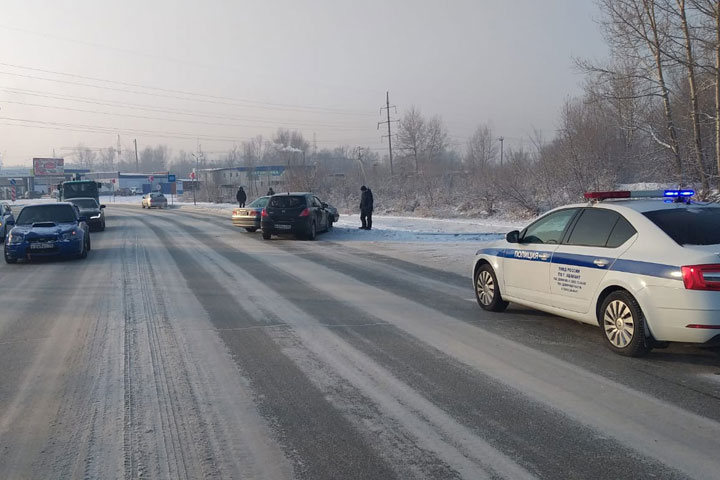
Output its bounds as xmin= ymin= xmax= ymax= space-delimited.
xmin=16 ymin=205 xmax=77 ymax=225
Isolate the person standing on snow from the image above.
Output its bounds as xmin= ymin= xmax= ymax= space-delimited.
xmin=267 ymin=187 xmax=275 ymax=196
xmin=236 ymin=186 xmax=247 ymax=207
xmin=359 ymin=185 xmax=374 ymax=230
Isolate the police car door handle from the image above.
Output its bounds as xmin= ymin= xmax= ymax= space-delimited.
xmin=593 ymin=258 xmax=609 ymax=267
xmin=538 ymin=253 xmax=550 ymax=261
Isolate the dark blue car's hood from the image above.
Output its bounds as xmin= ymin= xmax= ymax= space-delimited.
xmin=11 ymin=222 xmax=78 ymax=238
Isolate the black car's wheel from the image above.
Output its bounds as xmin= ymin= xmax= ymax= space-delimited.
xmin=245 ymin=227 xmax=258 ymax=232
xmin=4 ymin=246 xmax=16 ymax=264
xmin=306 ymin=221 xmax=317 ymax=240
xmin=474 ymin=263 xmax=509 ymax=312
xmin=600 ymin=291 xmax=651 ymax=357
xmin=262 ymin=232 xmax=271 ymax=240
xmin=99 ymin=221 xmax=105 ymax=232
xmin=86 ymin=234 xmax=91 ymax=251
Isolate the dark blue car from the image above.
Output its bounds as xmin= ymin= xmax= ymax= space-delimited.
xmin=4 ymin=203 xmax=90 ymax=264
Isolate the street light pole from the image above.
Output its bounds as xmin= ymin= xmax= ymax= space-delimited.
xmin=191 ymin=153 xmax=199 ymax=206
xmin=498 ymin=136 xmax=504 ymax=166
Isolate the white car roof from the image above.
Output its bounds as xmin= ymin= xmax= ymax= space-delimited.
xmin=546 ymin=199 xmax=720 ymax=215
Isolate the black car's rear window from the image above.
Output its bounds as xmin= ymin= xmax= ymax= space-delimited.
xmin=269 ymin=196 xmax=305 ymax=208
xmin=16 ymin=205 xmax=77 ymax=225
xmin=644 ymin=207 xmax=720 ymax=245
xmin=248 ymin=197 xmax=269 ymax=208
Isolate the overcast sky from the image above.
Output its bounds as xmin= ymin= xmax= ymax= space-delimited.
xmin=0 ymin=0 xmax=607 ymax=167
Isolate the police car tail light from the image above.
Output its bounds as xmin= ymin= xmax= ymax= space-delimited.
xmin=680 ymin=264 xmax=720 ymax=291
xmin=299 ymin=208 xmax=310 ymax=217
xmin=261 ymin=208 xmax=268 ymax=217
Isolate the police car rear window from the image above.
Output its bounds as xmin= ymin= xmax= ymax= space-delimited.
xmin=269 ymin=196 xmax=305 ymax=208
xmin=566 ymin=209 xmax=619 ymax=247
xmin=644 ymin=207 xmax=720 ymax=245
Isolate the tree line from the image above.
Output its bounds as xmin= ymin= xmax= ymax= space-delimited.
xmin=68 ymin=0 xmax=720 ymax=216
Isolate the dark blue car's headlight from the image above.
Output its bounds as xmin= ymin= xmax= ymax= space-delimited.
xmin=8 ymin=232 xmax=24 ymax=244
xmin=60 ymin=229 xmax=80 ymax=241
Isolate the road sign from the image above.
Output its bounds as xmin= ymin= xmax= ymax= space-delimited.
xmin=148 ymin=175 xmax=154 ymax=182
xmin=9 ymin=178 xmax=16 ymax=186
xmin=168 ymin=174 xmax=176 ymax=183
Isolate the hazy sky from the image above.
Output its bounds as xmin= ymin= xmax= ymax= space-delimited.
xmin=0 ymin=0 xmax=607 ymax=167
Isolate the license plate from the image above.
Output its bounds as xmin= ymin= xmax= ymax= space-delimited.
xmin=30 ymin=242 xmax=54 ymax=250
xmin=276 ymin=224 xmax=292 ymax=230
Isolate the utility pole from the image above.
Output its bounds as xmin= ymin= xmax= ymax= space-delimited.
xmin=498 ymin=136 xmax=504 ymax=166
xmin=192 ymin=142 xmax=204 ymax=206
xmin=378 ymin=91 xmax=398 ymax=175
xmin=134 ymin=139 xmax=139 ymax=172
xmin=354 ymin=146 xmax=367 ymax=183
xmin=115 ymin=134 xmax=121 ymax=172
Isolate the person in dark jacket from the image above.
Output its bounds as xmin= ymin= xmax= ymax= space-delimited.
xmin=267 ymin=187 xmax=275 ymax=196
xmin=359 ymin=185 xmax=373 ymax=230
xmin=236 ymin=186 xmax=247 ymax=207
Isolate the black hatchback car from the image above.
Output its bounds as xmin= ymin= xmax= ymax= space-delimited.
xmin=261 ymin=193 xmax=337 ymax=240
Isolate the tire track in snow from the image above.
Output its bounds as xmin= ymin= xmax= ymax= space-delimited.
xmin=141 ymin=208 xmax=715 ymax=479
xmin=138 ymin=211 xmax=539 ymax=479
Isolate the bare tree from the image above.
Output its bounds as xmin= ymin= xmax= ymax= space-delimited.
xmin=580 ymin=0 xmax=684 ymax=183
xmin=74 ymin=144 xmax=96 ymax=170
xmin=466 ymin=124 xmax=498 ymax=172
xmin=397 ymin=106 xmax=426 ymax=174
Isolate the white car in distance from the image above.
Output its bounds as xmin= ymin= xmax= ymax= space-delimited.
xmin=472 ymin=190 xmax=720 ymax=356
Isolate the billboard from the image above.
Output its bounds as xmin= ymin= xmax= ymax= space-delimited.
xmin=33 ymin=157 xmax=65 ymax=177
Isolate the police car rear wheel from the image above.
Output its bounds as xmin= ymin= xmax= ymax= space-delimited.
xmin=600 ymin=291 xmax=650 ymax=357
xmin=475 ymin=264 xmax=509 ymax=312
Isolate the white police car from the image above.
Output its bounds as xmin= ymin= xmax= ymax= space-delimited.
xmin=472 ymin=190 xmax=720 ymax=356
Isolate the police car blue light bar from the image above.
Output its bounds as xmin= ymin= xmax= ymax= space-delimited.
xmin=663 ymin=189 xmax=695 ymax=197
xmin=584 ymin=189 xmax=695 ymax=200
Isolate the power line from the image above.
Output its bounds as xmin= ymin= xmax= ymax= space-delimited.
xmin=0 ymin=116 xmax=379 ymax=146
xmin=0 ymin=86 xmax=370 ymax=129
xmin=0 ymin=63 xmax=376 ymax=116
xmin=0 ymin=24 xmax=381 ymax=97
xmin=0 ymin=99 xmax=374 ymax=132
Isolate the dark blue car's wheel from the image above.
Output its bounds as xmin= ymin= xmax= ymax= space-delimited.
xmin=78 ymin=236 xmax=88 ymax=259
xmin=4 ymin=246 xmax=16 ymax=264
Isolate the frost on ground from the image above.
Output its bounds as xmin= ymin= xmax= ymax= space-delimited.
xmin=110 ymin=196 xmax=522 ymax=277
xmin=11 ymin=196 xmax=523 ymax=277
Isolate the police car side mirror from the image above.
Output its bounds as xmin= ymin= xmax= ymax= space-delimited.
xmin=79 ymin=216 xmax=88 ymax=223
xmin=5 ymin=219 xmax=14 ymax=226
xmin=506 ymin=230 xmax=520 ymax=243
xmin=100 ymin=205 xmax=106 ymax=209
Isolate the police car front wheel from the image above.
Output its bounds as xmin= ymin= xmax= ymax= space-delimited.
xmin=600 ymin=291 xmax=651 ymax=357
xmin=475 ymin=264 xmax=509 ymax=312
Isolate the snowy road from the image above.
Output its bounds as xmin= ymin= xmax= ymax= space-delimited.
xmin=0 ymin=205 xmax=719 ymax=479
